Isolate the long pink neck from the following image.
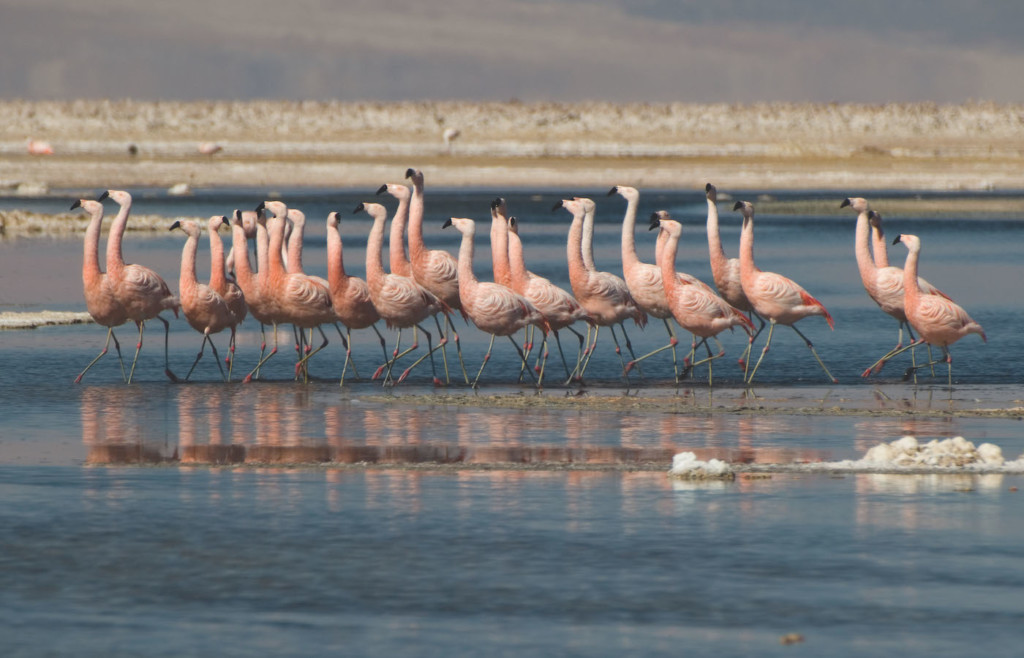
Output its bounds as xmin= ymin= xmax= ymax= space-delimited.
xmin=327 ymin=222 xmax=349 ymax=296
xmin=902 ymin=242 xmax=921 ymax=306
xmin=365 ymin=213 xmax=386 ymax=296
xmin=231 ymin=223 xmax=256 ymax=295
xmin=268 ymin=218 xmax=286 ymax=279
xmin=490 ymin=215 xmax=512 ymax=288
xmin=287 ymin=217 xmax=304 ymax=274
xmin=507 ymin=231 xmax=529 ymax=294
xmin=707 ymin=195 xmax=729 ymax=275
xmin=83 ymin=206 xmax=103 ymax=284
xmin=209 ymin=224 xmax=227 ymax=290
xmin=738 ymin=214 xmax=759 ymax=280
xmin=620 ymin=196 xmax=641 ymax=271
xmin=389 ymin=195 xmax=412 ymax=277
xmin=854 ymin=209 xmax=877 ymax=287
xmin=567 ymin=211 xmax=587 ymax=281
xmin=654 ymin=228 xmax=667 ymax=268
xmin=255 ymin=223 xmax=269 ymax=275
xmin=659 ymin=231 xmax=681 ymax=301
xmin=105 ymin=199 xmax=131 ymax=276
xmin=408 ymin=180 xmax=426 ymax=264
xmin=581 ymin=207 xmax=596 ymax=271
xmin=872 ymin=224 xmax=890 ymax=268
xmin=179 ymin=232 xmax=199 ymax=301
xmin=456 ymin=228 xmax=480 ymax=308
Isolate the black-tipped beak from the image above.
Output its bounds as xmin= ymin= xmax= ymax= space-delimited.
xmin=490 ymin=197 xmax=504 ymax=210
xmin=405 ymin=168 xmax=415 ymax=179
xmin=98 ymin=191 xmax=109 ymax=201
xmin=607 ymin=186 xmax=618 ymax=196
xmin=551 ymin=200 xmax=564 ymax=211
xmin=508 ymin=217 xmax=517 ymax=229
xmin=732 ymin=201 xmax=744 ymax=211
xmin=648 ymin=213 xmax=661 ymax=231
xmin=442 ymin=218 xmax=453 ymax=229
xmin=840 ymin=198 xmax=852 ymax=208
xmin=376 ymin=184 xmax=388 ymax=196
xmin=169 ymin=220 xmax=181 ymax=231
xmin=353 ymin=203 xmax=365 ymax=214
xmin=892 ymin=235 xmax=901 ymax=245
xmin=70 ymin=200 xmax=82 ymax=210
xmin=705 ymin=183 xmax=714 ymax=193
xmin=233 ymin=209 xmax=241 ymax=220
xmin=255 ymin=201 xmax=265 ymax=213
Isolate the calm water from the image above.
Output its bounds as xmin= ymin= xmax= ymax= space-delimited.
xmin=1 ymin=187 xmax=1023 ymax=656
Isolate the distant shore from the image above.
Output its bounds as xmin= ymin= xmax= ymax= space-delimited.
xmin=4 ymin=100 xmax=1024 ymax=193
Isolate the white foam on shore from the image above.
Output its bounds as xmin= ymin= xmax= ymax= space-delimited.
xmin=671 ymin=436 xmax=1024 ymax=477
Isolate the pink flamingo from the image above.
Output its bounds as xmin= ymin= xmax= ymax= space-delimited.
xmin=442 ymin=217 xmax=548 ymax=388
xmin=170 ymin=219 xmax=236 ymax=381
xmin=27 ymin=138 xmax=54 ymax=155
xmin=557 ymin=198 xmax=647 ymax=383
xmin=506 ymin=214 xmax=591 ymax=384
xmin=734 ymin=200 xmax=836 ymax=384
xmin=886 ymin=234 xmax=986 ymax=389
xmin=208 ymin=215 xmax=247 ymax=367
xmin=649 ymin=212 xmax=754 ymax=386
xmin=225 ymin=209 xmax=257 ymax=279
xmin=705 ymin=183 xmax=765 ymax=369
xmin=840 ymin=197 xmax=943 ymax=377
xmin=257 ymin=201 xmax=336 ymax=381
xmin=198 ymin=142 xmax=223 ymax=156
xmin=357 ymin=201 xmax=446 ymax=385
xmin=100 ymin=189 xmax=179 ymax=383
xmin=70 ymin=198 xmax=128 ymax=382
xmin=610 ymin=185 xmax=716 ymax=378
xmin=326 ymin=210 xmax=388 ymax=384
xmin=230 ymin=210 xmax=281 ymax=381
xmin=405 ymin=168 xmax=468 ymax=383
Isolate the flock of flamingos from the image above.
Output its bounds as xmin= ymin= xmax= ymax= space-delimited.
xmin=70 ymin=168 xmax=987 ymax=390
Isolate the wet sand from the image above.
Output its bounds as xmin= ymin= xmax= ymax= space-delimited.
xmin=4 ymin=100 xmax=1024 ymax=192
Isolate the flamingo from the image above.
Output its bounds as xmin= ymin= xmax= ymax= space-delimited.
xmin=649 ymin=212 xmax=754 ymax=386
xmin=257 ymin=201 xmax=336 ymax=382
xmin=506 ymin=215 xmax=591 ymax=385
xmin=557 ymin=198 xmax=647 ymax=384
xmin=228 ymin=210 xmax=278 ymax=380
xmin=356 ymin=201 xmax=446 ymax=385
xmin=225 ymin=209 xmax=257 ymax=279
xmin=705 ymin=183 xmax=765 ymax=370
xmin=170 ymin=219 xmax=236 ymax=381
xmin=208 ymin=215 xmax=247 ymax=368
xmin=442 ymin=217 xmax=548 ymax=388
xmin=376 ymin=183 xmax=413 ymax=278
xmin=326 ymin=210 xmax=388 ymax=384
xmin=198 ymin=142 xmax=223 ymax=156
xmin=840 ymin=197 xmax=944 ymax=377
xmin=610 ymin=185 xmax=715 ymax=379
xmin=27 ymin=139 xmax=54 ymax=155
xmin=734 ymin=200 xmax=836 ymax=384
xmin=70 ymin=198 xmax=128 ymax=383
xmin=405 ymin=168 xmax=468 ymax=384
xmin=886 ymin=234 xmax=986 ymax=389
xmin=100 ymin=189 xmax=179 ymax=383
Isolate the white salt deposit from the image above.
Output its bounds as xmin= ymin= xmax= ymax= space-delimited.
xmin=668 ymin=452 xmax=736 ymax=480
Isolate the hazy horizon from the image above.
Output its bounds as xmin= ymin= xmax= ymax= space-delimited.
xmin=3 ymin=0 xmax=1023 ymax=104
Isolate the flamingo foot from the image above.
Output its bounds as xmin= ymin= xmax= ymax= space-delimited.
xmin=433 ymin=377 xmax=443 ymax=387
xmin=74 ymin=374 xmax=84 ymax=384
xmin=860 ymin=367 xmax=874 ymax=378
xmin=625 ymin=361 xmax=636 ymax=373
xmin=398 ymin=368 xmax=412 ymax=384
xmin=165 ymin=369 xmax=179 ymax=383
xmin=243 ymin=374 xmax=253 ymax=384
xmin=372 ymin=365 xmax=386 ymax=380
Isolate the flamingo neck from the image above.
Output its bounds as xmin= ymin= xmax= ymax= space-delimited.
xmin=389 ymin=195 xmax=412 ymax=277
xmin=738 ymin=215 xmax=759 ymax=280
xmin=707 ymin=196 xmax=728 ymax=270
xmin=105 ymin=200 xmax=131 ymax=275
xmin=490 ymin=215 xmax=512 ymax=288
xmin=566 ymin=213 xmax=587 ymax=280
xmin=82 ymin=207 xmax=103 ymax=283
xmin=620 ymin=196 xmax=641 ymax=270
xmin=507 ymin=231 xmax=529 ymax=294
xmin=208 ymin=226 xmax=227 ymax=291
xmin=659 ymin=231 xmax=681 ymax=300
xmin=871 ymin=223 xmax=890 ymax=268
xmin=456 ymin=228 xmax=480 ymax=299
xmin=327 ymin=223 xmax=349 ymax=295
xmin=231 ymin=224 xmax=256 ymax=294
xmin=902 ymin=242 xmax=921 ymax=305
xmin=365 ymin=215 xmax=386 ymax=295
xmin=408 ymin=181 xmax=426 ymax=262
xmin=267 ymin=218 xmax=287 ymax=279
xmin=854 ymin=209 xmax=877 ymax=284
xmin=581 ymin=207 xmax=596 ymax=271
xmin=286 ymin=218 xmax=304 ymax=274
xmin=654 ymin=228 xmax=667 ymax=269
xmin=179 ymin=233 xmax=199 ymax=299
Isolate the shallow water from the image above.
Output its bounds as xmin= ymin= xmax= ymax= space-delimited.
xmin=1 ymin=188 xmax=1023 ymax=656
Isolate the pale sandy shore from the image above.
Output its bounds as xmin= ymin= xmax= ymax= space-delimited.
xmin=4 ymin=100 xmax=1024 ymax=192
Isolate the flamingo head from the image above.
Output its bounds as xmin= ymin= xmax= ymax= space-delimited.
xmin=705 ymin=183 xmax=718 ymax=202
xmin=261 ymin=200 xmax=287 ymax=219
xmin=102 ymin=190 xmax=131 ymax=206
xmin=840 ymin=197 xmax=869 ymax=212
xmin=326 ymin=211 xmax=340 ymax=229
xmin=893 ymin=233 xmax=920 ymax=252
xmin=405 ymin=168 xmax=424 ymax=186
xmin=608 ymin=185 xmax=638 ymax=202
xmin=574 ymin=197 xmax=596 ymax=214
xmin=170 ymin=219 xmax=200 ymax=237
xmin=208 ymin=215 xmax=228 ymax=232
xmin=867 ymin=210 xmax=885 ymax=231
xmin=443 ymin=217 xmax=474 ymax=235
xmin=286 ymin=208 xmax=305 ymax=228
xmin=507 ymin=216 xmax=519 ymax=234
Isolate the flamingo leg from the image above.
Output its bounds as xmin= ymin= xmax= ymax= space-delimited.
xmin=561 ymin=326 xmax=587 ymax=384
xmin=789 ymin=324 xmax=838 ymax=384
xmin=226 ymin=328 xmax=236 ymax=382
xmin=185 ymin=333 xmax=226 ymax=382
xmin=626 ymin=318 xmax=679 ymax=378
xmin=158 ymin=316 xmax=178 ymax=383
xmin=576 ymin=325 xmax=601 ymax=382
xmin=901 ymin=345 xmax=953 ymax=389
xmin=738 ymin=310 xmax=767 ymax=372
xmin=509 ymin=334 xmax=539 ymax=386
xmin=398 ymin=324 xmax=441 ymax=385
xmin=76 ymin=327 xmax=127 ymax=384
xmin=334 ymin=323 xmax=362 ymax=386
xmin=745 ymin=320 xmax=776 ymax=385
xmin=295 ymin=326 xmax=330 ymax=382
xmin=447 ymin=314 xmax=469 ymax=384
xmin=535 ymin=331 xmax=550 ymax=388
xmin=517 ymin=325 xmax=534 ymax=383
xmin=433 ymin=314 xmax=451 ymax=385
xmin=244 ymin=323 xmax=279 ymax=383
xmin=607 ymin=325 xmax=632 ymax=383
xmin=472 ymin=334 xmax=497 ymax=388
